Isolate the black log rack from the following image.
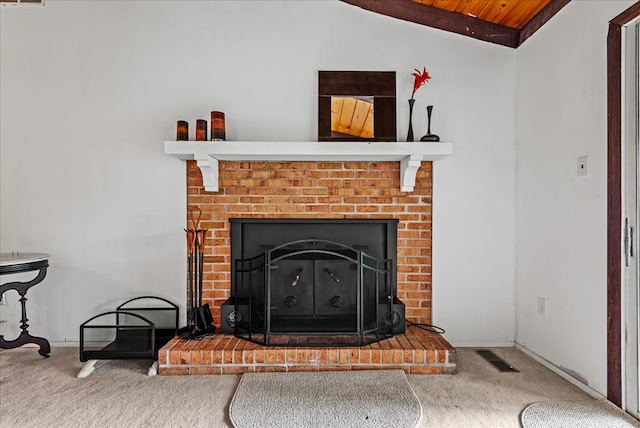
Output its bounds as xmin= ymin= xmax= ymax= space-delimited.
xmin=78 ymin=296 xmax=179 ymax=377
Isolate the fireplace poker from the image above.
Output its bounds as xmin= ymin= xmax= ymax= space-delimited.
xmin=188 ymin=207 xmax=202 ymax=326
xmin=197 ymin=228 xmax=208 ymax=308
xmin=185 ymin=228 xmax=196 ymax=324
xmin=195 ymin=227 xmax=215 ymax=334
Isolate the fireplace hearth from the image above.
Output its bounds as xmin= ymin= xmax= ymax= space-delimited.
xmin=221 ymin=219 xmax=405 ymax=346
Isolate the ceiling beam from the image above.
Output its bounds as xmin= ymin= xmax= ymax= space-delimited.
xmin=519 ymin=0 xmax=572 ymax=46
xmin=340 ymin=0 xmax=520 ymax=48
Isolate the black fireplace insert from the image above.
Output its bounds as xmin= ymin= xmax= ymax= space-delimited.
xmin=222 ymin=219 xmax=405 ymax=346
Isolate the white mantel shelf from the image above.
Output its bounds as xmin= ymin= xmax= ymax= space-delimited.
xmin=164 ymin=141 xmax=453 ymax=192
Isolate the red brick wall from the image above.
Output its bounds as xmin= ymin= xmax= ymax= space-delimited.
xmin=186 ymin=160 xmax=433 ymax=326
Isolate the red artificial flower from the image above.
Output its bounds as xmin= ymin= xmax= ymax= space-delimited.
xmin=411 ymin=67 xmax=432 ymax=98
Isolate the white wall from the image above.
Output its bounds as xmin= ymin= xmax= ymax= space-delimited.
xmin=0 ymin=0 xmax=516 ymax=345
xmin=515 ymin=0 xmax=635 ymax=396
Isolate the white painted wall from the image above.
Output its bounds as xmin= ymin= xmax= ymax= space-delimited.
xmin=515 ymin=0 xmax=635 ymax=396
xmin=0 ymin=0 xmax=516 ymax=345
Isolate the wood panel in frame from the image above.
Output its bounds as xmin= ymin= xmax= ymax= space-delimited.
xmin=318 ymin=71 xmax=396 ymax=142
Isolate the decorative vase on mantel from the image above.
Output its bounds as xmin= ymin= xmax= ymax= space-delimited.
xmin=419 ymin=105 xmax=440 ymax=142
xmin=406 ymin=98 xmax=415 ymax=142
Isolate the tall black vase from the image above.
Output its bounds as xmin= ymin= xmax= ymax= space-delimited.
xmin=406 ymin=99 xmax=415 ymax=142
xmin=420 ymin=105 xmax=440 ymax=142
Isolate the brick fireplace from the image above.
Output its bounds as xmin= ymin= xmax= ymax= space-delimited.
xmin=187 ymin=159 xmax=433 ymax=327
xmin=157 ymin=157 xmax=456 ymax=374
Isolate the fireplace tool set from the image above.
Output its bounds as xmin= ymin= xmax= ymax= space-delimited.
xmin=177 ymin=207 xmax=216 ymax=339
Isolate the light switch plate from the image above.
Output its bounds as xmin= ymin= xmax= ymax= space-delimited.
xmin=577 ymin=156 xmax=588 ymax=177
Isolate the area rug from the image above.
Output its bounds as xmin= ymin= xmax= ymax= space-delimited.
xmin=229 ymin=369 xmax=422 ymax=428
xmin=521 ymin=400 xmax=640 ymax=428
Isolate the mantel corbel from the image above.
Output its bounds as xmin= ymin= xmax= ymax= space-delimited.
xmin=194 ymin=155 xmax=219 ymax=192
xmin=400 ymin=155 xmax=424 ymax=192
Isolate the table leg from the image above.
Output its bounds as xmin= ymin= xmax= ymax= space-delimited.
xmin=0 ymin=331 xmax=51 ymax=357
xmin=0 ymin=266 xmax=51 ymax=357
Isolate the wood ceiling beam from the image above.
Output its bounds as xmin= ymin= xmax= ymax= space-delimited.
xmin=342 ymin=0 xmax=573 ymax=49
xmin=341 ymin=0 xmax=519 ymax=48
xmin=519 ymin=0 xmax=572 ymax=46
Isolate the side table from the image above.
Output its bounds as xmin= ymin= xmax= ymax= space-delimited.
xmin=0 ymin=252 xmax=51 ymax=357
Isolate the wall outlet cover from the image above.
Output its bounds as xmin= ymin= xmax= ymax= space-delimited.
xmin=537 ymin=297 xmax=546 ymax=315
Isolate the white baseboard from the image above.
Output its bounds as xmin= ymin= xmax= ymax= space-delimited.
xmin=50 ymin=341 xmax=79 ymax=347
xmin=515 ymin=343 xmax=605 ymax=399
xmin=451 ymin=341 xmax=515 ymax=348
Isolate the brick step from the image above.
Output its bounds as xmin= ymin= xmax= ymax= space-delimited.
xmin=158 ymin=325 xmax=456 ymax=375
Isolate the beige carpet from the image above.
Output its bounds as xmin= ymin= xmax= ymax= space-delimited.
xmin=521 ymin=400 xmax=640 ymax=428
xmin=229 ymin=370 xmax=421 ymax=428
xmin=0 ymin=346 xmax=631 ymax=427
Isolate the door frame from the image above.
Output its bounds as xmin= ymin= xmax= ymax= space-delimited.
xmin=608 ymin=1 xmax=640 ymax=408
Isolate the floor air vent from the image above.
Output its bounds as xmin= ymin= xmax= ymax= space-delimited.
xmin=475 ymin=349 xmax=519 ymax=372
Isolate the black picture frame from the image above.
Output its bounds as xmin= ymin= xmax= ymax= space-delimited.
xmin=318 ymin=71 xmax=396 ymax=142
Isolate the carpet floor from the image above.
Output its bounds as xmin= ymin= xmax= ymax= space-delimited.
xmin=0 ymin=346 xmax=630 ymax=427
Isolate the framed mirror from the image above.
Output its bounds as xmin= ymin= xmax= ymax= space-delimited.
xmin=318 ymin=71 xmax=396 ymax=142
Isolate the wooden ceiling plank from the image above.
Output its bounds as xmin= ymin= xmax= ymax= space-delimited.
xmin=342 ymin=0 xmax=520 ymax=48
xmin=454 ymin=0 xmax=491 ymax=18
xmin=431 ymin=0 xmax=464 ymax=13
xmin=518 ymin=0 xmax=571 ymax=46
xmin=477 ymin=0 xmax=519 ymax=24
xmin=501 ymin=0 xmax=551 ymax=30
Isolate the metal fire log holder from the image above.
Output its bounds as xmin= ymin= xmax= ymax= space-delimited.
xmin=78 ymin=296 xmax=178 ymax=378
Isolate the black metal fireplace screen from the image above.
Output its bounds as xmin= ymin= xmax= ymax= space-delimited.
xmin=230 ymin=239 xmax=394 ymax=346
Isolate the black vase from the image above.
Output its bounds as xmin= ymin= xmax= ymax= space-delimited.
xmin=406 ymin=99 xmax=415 ymax=142
xmin=420 ymin=105 xmax=440 ymax=142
